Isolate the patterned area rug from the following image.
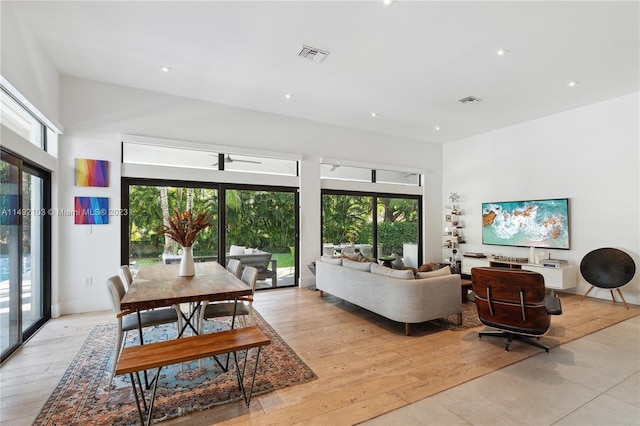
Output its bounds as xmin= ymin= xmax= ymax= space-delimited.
xmin=431 ymin=302 xmax=483 ymax=331
xmin=33 ymin=311 xmax=316 ymax=425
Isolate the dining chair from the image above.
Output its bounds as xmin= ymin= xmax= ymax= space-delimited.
xmin=341 ymin=245 xmax=356 ymax=255
xmin=226 ymin=258 xmax=242 ymax=278
xmin=118 ymin=265 xmax=133 ymax=290
xmin=105 ymin=275 xmax=184 ymax=389
xmin=196 ymin=266 xmax=258 ymax=369
xmin=197 ymin=266 xmax=259 ymax=333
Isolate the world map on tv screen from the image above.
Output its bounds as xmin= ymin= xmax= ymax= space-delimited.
xmin=482 ymin=199 xmax=570 ymax=249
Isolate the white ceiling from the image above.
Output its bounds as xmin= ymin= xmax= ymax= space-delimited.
xmin=6 ymin=1 xmax=639 ymax=144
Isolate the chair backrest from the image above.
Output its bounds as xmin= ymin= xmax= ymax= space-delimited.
xmin=471 ymin=267 xmax=550 ymax=335
xmin=226 ymin=258 xmax=242 ymax=278
xmin=241 ymin=266 xmax=259 ymax=294
xmin=106 ymin=275 xmax=126 ymax=313
xmin=323 ymin=245 xmax=335 ymax=256
xmin=118 ymin=265 xmax=133 ymax=290
xmin=360 ymin=244 xmax=373 ymax=258
xmin=341 ymin=246 xmax=356 ymax=255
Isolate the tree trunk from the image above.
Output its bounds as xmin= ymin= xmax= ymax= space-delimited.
xmin=160 ymin=186 xmax=172 ymax=253
xmin=186 ymin=188 xmax=194 ymax=212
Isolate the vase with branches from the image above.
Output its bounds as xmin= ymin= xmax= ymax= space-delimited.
xmin=159 ymin=209 xmax=211 ymax=276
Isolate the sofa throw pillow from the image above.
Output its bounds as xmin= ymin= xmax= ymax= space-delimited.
xmin=417 ymin=262 xmax=436 ymax=272
xmin=320 ymin=255 xmax=343 ymax=265
xmin=229 ymin=245 xmax=246 ymax=255
xmin=343 ymin=258 xmax=372 ymax=272
xmin=341 ymin=252 xmax=362 ymax=262
xmin=370 ymin=263 xmax=414 ymax=280
xmin=416 ymin=266 xmax=451 ymax=279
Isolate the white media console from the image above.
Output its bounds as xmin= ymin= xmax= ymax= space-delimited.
xmin=461 ymin=257 xmax=578 ymax=290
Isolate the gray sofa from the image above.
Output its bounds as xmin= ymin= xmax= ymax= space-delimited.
xmin=315 ymin=257 xmax=461 ymax=335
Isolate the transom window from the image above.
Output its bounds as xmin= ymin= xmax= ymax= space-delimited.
xmin=321 ymin=160 xmax=421 ymax=187
xmin=122 ymin=141 xmax=298 ymax=177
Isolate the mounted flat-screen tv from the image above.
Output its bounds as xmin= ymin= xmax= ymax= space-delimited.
xmin=482 ymin=198 xmax=570 ymax=249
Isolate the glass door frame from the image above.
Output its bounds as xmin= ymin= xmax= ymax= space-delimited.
xmin=320 ymin=189 xmax=423 ymax=262
xmin=121 ymin=179 xmax=300 ymax=287
xmin=1 ymin=149 xmax=51 ymax=363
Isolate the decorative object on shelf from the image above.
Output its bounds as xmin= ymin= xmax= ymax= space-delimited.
xmin=449 ymin=192 xmax=461 ymax=214
xmin=159 ymin=209 xmax=211 ymax=277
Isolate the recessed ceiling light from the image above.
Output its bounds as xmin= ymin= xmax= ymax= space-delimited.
xmin=493 ymin=48 xmax=509 ymax=56
xmin=381 ymin=0 xmax=397 ymax=7
xmin=435 ymin=126 xmax=441 ymax=131
xmin=371 ymin=112 xmax=378 ymax=117
xmin=160 ymin=66 xmax=172 ymax=73
xmin=285 ymin=93 xmax=293 ymax=99
xmin=568 ymin=81 xmax=580 ymax=87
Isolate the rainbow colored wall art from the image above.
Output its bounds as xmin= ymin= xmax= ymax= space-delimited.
xmin=75 ymin=158 xmax=109 ymax=187
xmin=74 ymin=197 xmax=109 ymax=225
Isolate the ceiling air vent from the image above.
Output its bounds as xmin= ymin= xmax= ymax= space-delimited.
xmin=459 ymin=96 xmax=482 ymax=104
xmin=297 ymin=45 xmax=330 ymax=63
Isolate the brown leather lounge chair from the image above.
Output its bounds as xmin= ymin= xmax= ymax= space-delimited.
xmin=470 ymin=267 xmax=562 ymax=352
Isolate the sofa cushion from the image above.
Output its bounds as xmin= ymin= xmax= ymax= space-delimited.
xmin=343 ymin=258 xmax=372 ymax=272
xmin=320 ymin=255 xmax=343 ymax=265
xmin=417 ymin=262 xmax=437 ymax=272
xmin=370 ymin=263 xmax=414 ymax=280
xmin=416 ymin=266 xmax=451 ymax=279
xmin=341 ymin=252 xmax=372 ymax=263
xmin=229 ymin=245 xmax=246 ymax=255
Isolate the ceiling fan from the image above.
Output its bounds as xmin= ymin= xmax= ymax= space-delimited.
xmin=211 ymin=154 xmax=262 ymax=167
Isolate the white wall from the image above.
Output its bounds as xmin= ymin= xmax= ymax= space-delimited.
xmin=444 ymin=93 xmax=640 ymax=305
xmin=1 ymin=3 xmax=60 ymax=126
xmin=56 ymin=76 xmax=443 ymax=314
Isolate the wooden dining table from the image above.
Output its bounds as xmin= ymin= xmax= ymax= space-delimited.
xmin=121 ymin=261 xmax=252 ymax=336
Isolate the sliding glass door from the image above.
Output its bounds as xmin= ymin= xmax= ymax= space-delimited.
xmin=1 ymin=151 xmax=50 ymax=362
xmin=223 ymin=187 xmax=297 ymax=288
xmin=123 ymin=181 xmax=299 ymax=288
xmin=321 ymin=190 xmax=422 ymax=266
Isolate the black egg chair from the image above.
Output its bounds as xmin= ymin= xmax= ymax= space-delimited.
xmin=580 ymin=248 xmax=636 ymax=309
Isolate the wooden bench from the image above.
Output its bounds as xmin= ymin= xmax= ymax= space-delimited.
xmin=116 ymin=326 xmax=270 ymax=426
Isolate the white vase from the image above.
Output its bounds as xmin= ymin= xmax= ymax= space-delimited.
xmin=179 ymin=246 xmax=195 ymax=277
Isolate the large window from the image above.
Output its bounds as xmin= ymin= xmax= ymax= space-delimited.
xmin=122 ymin=180 xmax=298 ymax=288
xmin=124 ymin=183 xmax=219 ymax=264
xmin=321 ymin=190 xmax=421 ymax=265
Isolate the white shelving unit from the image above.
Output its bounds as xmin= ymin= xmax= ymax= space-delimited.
xmin=461 ymin=257 xmax=578 ymax=290
xmin=443 ymin=193 xmax=465 ymax=272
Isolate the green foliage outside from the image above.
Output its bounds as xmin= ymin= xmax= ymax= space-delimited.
xmin=322 ymin=194 xmax=419 ymax=256
xmin=128 ymin=186 xmax=294 ymax=261
xmin=127 ymin=186 xmax=418 ymax=265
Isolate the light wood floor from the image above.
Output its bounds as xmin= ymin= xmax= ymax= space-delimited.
xmin=1 ymin=287 xmax=638 ymax=425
